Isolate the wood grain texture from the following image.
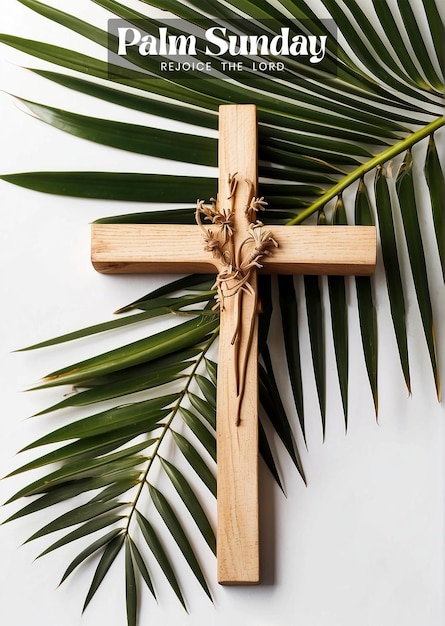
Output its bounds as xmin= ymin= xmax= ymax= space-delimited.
xmin=91 ymin=224 xmax=217 ymax=274
xmin=216 ymin=105 xmax=260 ymax=585
xmin=91 ymin=224 xmax=376 ymax=276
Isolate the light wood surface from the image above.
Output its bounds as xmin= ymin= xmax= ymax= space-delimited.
xmin=91 ymin=224 xmax=376 ymax=276
xmin=215 ymin=105 xmax=260 ymax=584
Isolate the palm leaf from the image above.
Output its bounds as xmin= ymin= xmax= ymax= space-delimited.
xmin=136 ymin=511 xmax=187 ymax=610
xmin=327 ymin=199 xmax=349 ymax=429
xmin=278 ymin=275 xmax=305 ymax=441
xmin=60 ymin=529 xmax=123 ymax=585
xmin=148 ymin=484 xmax=212 ymax=599
xmin=38 ymin=315 xmax=218 ymax=386
xmin=354 ymin=179 xmax=379 ymax=415
xmin=125 ymin=538 xmax=138 ymax=626
xmin=127 ymin=537 xmax=156 ymax=599
xmin=424 ymin=134 xmax=444 ymax=280
xmin=18 ymin=97 xmax=217 ymax=166
xmin=0 ymin=171 xmax=217 ymax=202
xmin=374 ymin=166 xmax=411 ymax=392
xmin=159 ymin=457 xmax=216 ymax=554
xmin=25 ymin=501 xmax=127 ymax=543
xmin=83 ymin=534 xmax=125 ymax=612
xmin=179 ymin=407 xmax=216 ymax=462
xmin=304 ymin=273 xmax=326 ymax=437
xmin=396 ymin=150 xmax=440 ymax=398
xmin=258 ymin=419 xmax=285 ymax=494
xmin=171 ymin=431 xmax=217 ymax=496
xmin=259 ymin=348 xmax=306 ymax=483
xmin=37 ymin=515 xmax=127 ymax=559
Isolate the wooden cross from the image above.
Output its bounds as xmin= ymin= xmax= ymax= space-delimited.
xmin=91 ymin=105 xmax=376 ymax=585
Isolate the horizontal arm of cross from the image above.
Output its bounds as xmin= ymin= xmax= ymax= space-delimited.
xmin=91 ymin=223 xmax=376 ymax=276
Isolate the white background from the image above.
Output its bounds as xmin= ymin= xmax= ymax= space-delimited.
xmin=0 ymin=2 xmax=443 ymax=625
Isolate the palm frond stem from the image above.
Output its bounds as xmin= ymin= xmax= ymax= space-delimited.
xmin=289 ymin=116 xmax=444 ymax=224
xmin=124 ymin=326 xmax=219 ymax=532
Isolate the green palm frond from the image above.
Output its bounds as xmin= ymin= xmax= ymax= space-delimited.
xmin=1 ymin=0 xmax=443 ymax=623
xmin=6 ymin=294 xmax=220 ymax=614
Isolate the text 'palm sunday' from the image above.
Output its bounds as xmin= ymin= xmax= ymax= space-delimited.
xmin=117 ymin=27 xmax=327 ymax=64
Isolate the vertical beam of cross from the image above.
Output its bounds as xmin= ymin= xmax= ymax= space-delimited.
xmin=216 ymin=105 xmax=260 ymax=584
